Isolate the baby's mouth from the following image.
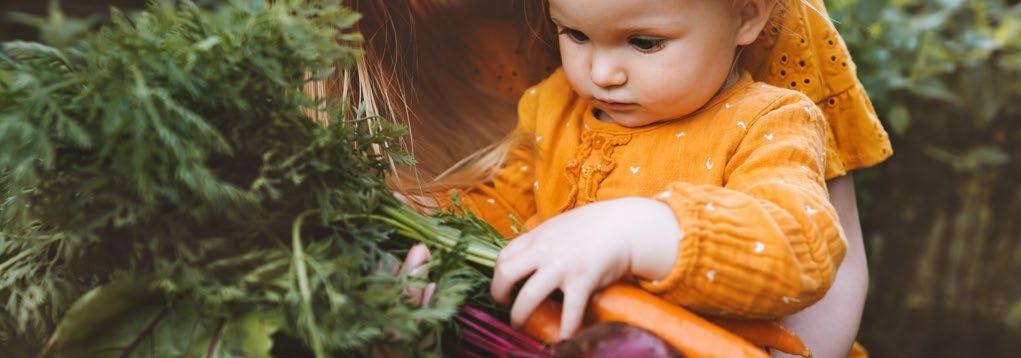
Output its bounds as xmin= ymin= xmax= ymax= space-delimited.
xmin=593 ymin=98 xmax=638 ymax=111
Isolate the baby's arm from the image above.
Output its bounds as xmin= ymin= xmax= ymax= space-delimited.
xmin=636 ymin=98 xmax=847 ymax=319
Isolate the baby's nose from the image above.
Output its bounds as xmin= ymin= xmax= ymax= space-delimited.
xmin=590 ymin=55 xmax=627 ymax=88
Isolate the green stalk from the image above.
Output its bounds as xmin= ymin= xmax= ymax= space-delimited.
xmin=291 ymin=210 xmax=325 ymax=358
xmin=380 ymin=206 xmax=500 ymax=268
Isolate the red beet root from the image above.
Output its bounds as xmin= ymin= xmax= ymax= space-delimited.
xmin=553 ymin=322 xmax=683 ymax=358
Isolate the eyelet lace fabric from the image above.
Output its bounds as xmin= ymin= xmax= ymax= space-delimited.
xmin=745 ymin=0 xmax=892 ymax=178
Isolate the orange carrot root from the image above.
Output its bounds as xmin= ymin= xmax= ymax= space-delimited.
xmin=708 ymin=317 xmax=812 ymax=358
xmin=521 ymin=283 xmax=770 ymax=358
xmin=521 ymin=299 xmax=564 ymax=345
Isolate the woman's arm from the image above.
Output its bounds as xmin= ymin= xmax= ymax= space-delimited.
xmin=775 ymin=174 xmax=868 ymax=358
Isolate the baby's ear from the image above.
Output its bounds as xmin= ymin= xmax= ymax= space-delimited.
xmin=734 ymin=0 xmax=776 ymax=46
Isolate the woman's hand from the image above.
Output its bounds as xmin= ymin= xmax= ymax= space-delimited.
xmin=371 ymin=244 xmax=436 ymax=356
xmin=396 ymin=244 xmax=437 ymax=306
xmin=377 ymin=243 xmax=436 ymax=306
xmin=490 ymin=197 xmax=683 ymax=340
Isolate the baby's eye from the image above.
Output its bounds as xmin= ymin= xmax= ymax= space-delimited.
xmin=629 ymin=37 xmax=665 ymax=52
xmin=558 ymin=28 xmax=590 ymax=43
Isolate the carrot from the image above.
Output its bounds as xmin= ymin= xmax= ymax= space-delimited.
xmin=522 ymin=283 xmax=769 ymax=358
xmin=521 ymin=299 xmax=564 ymax=345
xmin=707 ymin=317 xmax=811 ymax=358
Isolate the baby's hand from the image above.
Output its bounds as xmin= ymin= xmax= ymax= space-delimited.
xmin=490 ymin=197 xmax=683 ymax=340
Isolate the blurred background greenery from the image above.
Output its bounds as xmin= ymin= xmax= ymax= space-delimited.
xmin=3 ymin=0 xmax=1019 ymax=356
xmin=829 ymin=0 xmax=1021 ymax=356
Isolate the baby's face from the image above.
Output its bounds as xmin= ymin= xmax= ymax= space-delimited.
xmin=549 ymin=0 xmax=746 ymax=127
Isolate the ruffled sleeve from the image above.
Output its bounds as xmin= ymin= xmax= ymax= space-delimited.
xmin=745 ymin=0 xmax=892 ymax=179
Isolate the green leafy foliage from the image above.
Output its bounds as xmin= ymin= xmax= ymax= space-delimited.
xmin=827 ymin=0 xmax=1021 ymax=355
xmin=4 ymin=0 xmax=102 ymax=48
xmin=0 ymin=1 xmax=492 ymax=356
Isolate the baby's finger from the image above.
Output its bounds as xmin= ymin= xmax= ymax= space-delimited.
xmin=495 ymin=231 xmax=535 ymax=266
xmin=558 ymin=282 xmax=594 ymax=340
xmin=509 ymin=269 xmax=561 ymax=328
xmin=490 ymin=254 xmax=538 ymax=305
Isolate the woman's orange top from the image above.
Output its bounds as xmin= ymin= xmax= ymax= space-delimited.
xmin=441 ymin=69 xmax=846 ymax=319
xmin=747 ymin=0 xmax=892 ymax=179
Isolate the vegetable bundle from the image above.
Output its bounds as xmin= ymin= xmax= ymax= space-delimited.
xmin=0 ymin=0 xmax=496 ymax=355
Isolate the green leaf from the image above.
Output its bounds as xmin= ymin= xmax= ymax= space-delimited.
xmin=959 ymin=145 xmax=1010 ymax=169
xmin=41 ymin=275 xmax=282 ymax=358
xmin=40 ymin=275 xmax=171 ymax=357
xmin=887 ymin=105 xmax=911 ymax=135
xmin=1005 ymin=299 xmax=1021 ymax=329
xmin=1 ymin=41 xmax=71 ymax=68
xmin=198 ymin=310 xmax=283 ymax=358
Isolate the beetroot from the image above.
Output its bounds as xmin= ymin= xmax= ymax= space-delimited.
xmin=553 ymin=322 xmax=683 ymax=358
xmin=453 ymin=306 xmax=682 ymax=358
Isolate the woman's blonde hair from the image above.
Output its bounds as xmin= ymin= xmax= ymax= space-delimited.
xmin=303 ymin=1 xmax=556 ymax=203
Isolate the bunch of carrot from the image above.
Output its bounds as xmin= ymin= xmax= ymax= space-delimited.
xmin=522 ymin=284 xmax=811 ymax=358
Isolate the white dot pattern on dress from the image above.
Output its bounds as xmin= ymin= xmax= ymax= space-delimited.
xmin=629 ymin=166 xmax=640 ymax=174
xmin=805 ymin=205 xmax=818 ymax=216
xmin=764 ymin=133 xmax=774 ymax=141
xmin=705 ymin=157 xmax=714 ymax=170
xmin=706 ymin=269 xmax=716 ymax=282
xmin=737 ymin=121 xmax=747 ymax=131
xmin=754 ymin=241 xmax=765 ymax=253
xmin=676 ymin=131 xmax=686 ymax=138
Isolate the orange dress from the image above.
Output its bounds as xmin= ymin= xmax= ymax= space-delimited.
xmin=442 ymin=69 xmax=846 ymax=319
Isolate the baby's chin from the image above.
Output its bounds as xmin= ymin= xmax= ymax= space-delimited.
xmin=600 ymin=111 xmax=674 ymax=128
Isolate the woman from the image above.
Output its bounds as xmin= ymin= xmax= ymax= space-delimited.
xmin=312 ymin=1 xmax=890 ymax=356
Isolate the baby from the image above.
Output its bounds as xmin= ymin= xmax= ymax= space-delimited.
xmin=407 ymin=0 xmax=846 ymax=340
